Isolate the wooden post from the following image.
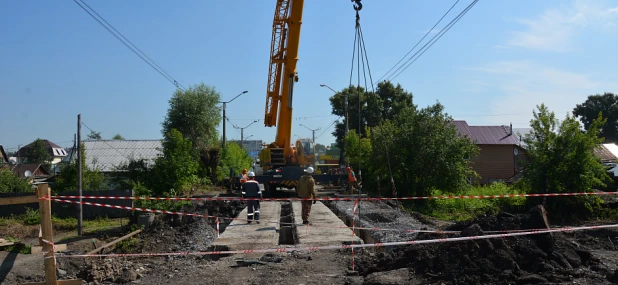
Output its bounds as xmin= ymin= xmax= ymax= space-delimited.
xmin=37 ymin=183 xmax=57 ymax=285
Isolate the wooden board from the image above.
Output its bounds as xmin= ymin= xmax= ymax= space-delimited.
xmin=24 ymin=280 xmax=83 ymax=285
xmin=0 ymin=195 xmax=39 ymax=206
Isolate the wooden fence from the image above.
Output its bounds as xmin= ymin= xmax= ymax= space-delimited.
xmin=0 ymin=189 xmax=133 ymax=219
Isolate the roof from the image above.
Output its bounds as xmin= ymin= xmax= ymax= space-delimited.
xmin=594 ymin=143 xmax=618 ymax=163
xmin=8 ymin=164 xmax=50 ymax=178
xmin=15 ymin=139 xmax=68 ymax=158
xmin=452 ymin=120 xmax=520 ymax=145
xmin=69 ymin=140 xmax=163 ymax=172
xmin=0 ymin=145 xmax=7 ymax=164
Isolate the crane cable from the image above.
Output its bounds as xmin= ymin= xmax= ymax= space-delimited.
xmin=347 ymin=1 xmax=397 ymax=199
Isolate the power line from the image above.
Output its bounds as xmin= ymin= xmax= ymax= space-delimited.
xmin=375 ymin=0 xmax=461 ymax=83
xmin=73 ymin=0 xmax=186 ymax=90
xmin=388 ymin=0 xmax=479 ymax=82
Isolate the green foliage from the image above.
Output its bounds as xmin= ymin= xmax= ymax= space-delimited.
xmin=55 ymin=143 xmax=106 ymax=192
xmin=87 ymin=130 xmax=102 ymax=140
xmin=218 ymin=142 xmax=252 ymax=181
xmin=344 ymin=129 xmax=372 ymax=170
xmin=417 ymin=182 xmax=527 ymax=221
xmin=0 ymin=168 xmax=32 ymax=193
xmin=161 ymin=83 xmax=221 ymax=152
xmin=112 ymin=134 xmax=125 ymax=140
xmin=523 ymin=104 xmax=611 ymax=216
xmin=315 ymin=143 xmax=327 ymax=154
xmin=573 ymin=92 xmax=618 ymax=143
xmin=25 ymin=138 xmax=51 ymax=164
xmin=372 ymin=103 xmax=479 ymax=197
xmin=22 ymin=207 xmax=40 ymax=225
xmin=150 ymin=129 xmax=199 ymax=196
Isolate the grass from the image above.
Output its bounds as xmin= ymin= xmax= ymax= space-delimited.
xmin=0 ymin=207 xmax=129 ymax=233
xmin=411 ymin=182 xmax=527 ymax=222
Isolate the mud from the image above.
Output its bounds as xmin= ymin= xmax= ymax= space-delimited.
xmin=356 ymin=206 xmax=618 ymax=284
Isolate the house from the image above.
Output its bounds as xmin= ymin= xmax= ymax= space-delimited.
xmin=14 ymin=140 xmax=68 ymax=172
xmin=452 ymin=120 xmax=527 ymax=184
xmin=64 ymin=140 xmax=163 ymax=173
xmin=0 ymin=145 xmax=8 ymax=165
xmin=0 ymin=163 xmax=51 ymax=184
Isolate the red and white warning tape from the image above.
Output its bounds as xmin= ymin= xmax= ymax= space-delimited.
xmin=50 ymin=223 xmax=618 ymax=259
xmin=46 ymin=197 xmax=570 ymax=235
xmin=49 ymin=191 xmax=618 ymax=202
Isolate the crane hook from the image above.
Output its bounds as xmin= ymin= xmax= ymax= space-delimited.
xmin=352 ymin=0 xmax=362 ymax=11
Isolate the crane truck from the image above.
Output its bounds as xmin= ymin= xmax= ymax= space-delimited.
xmin=234 ymin=0 xmax=354 ymax=197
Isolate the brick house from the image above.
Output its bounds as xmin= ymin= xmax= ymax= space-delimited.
xmin=452 ymin=120 xmax=527 ymax=184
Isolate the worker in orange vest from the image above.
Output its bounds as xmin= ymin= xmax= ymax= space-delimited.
xmin=240 ymin=168 xmax=248 ymax=184
xmin=346 ymin=166 xmax=357 ymax=194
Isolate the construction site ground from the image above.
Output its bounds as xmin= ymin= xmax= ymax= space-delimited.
xmin=3 ymin=186 xmax=618 ymax=284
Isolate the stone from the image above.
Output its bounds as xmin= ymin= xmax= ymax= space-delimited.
xmin=516 ymin=274 xmax=548 ymax=284
xmin=461 ymin=224 xmax=484 ymax=237
xmin=363 ymin=268 xmax=409 ymax=285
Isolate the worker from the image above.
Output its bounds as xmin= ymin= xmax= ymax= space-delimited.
xmin=240 ymin=168 xmax=248 ymax=184
xmin=242 ymin=171 xmax=261 ymax=224
xmin=346 ymin=166 xmax=357 ymax=194
xmin=298 ymin=166 xmax=317 ymax=225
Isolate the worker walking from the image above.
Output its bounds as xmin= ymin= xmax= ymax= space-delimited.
xmin=298 ymin=166 xmax=317 ymax=225
xmin=242 ymin=172 xmax=262 ymax=224
xmin=346 ymin=166 xmax=357 ymax=194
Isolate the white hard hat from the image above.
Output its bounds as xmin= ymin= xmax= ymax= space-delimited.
xmin=248 ymin=171 xmax=255 ymax=177
xmin=305 ymin=167 xmax=314 ymax=174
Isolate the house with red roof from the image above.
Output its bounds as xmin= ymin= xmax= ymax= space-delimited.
xmin=452 ymin=120 xmax=527 ymax=184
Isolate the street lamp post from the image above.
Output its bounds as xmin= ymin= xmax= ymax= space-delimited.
xmin=236 ymin=120 xmax=258 ymax=150
xmin=300 ymin=124 xmax=321 ymax=170
xmin=320 ymin=84 xmax=348 ymax=167
xmin=219 ymin=90 xmax=248 ymax=150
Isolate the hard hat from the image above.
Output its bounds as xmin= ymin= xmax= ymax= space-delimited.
xmin=247 ymin=171 xmax=255 ymax=177
xmin=305 ymin=167 xmax=314 ymax=174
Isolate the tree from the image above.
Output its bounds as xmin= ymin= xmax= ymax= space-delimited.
xmin=344 ymin=129 xmax=372 ymax=171
xmin=315 ymin=143 xmax=327 ymax=154
xmin=55 ymin=143 xmax=106 ymax=192
xmin=218 ymin=142 xmax=253 ymax=182
xmin=87 ymin=130 xmax=102 ymax=140
xmin=524 ymin=104 xmax=611 ymax=215
xmin=151 ymin=129 xmax=199 ymax=196
xmin=372 ymin=103 xmax=478 ymax=197
xmin=25 ymin=138 xmax=51 ymax=164
xmin=162 ymin=83 xmax=221 ymax=152
xmin=112 ymin=134 xmax=125 ymax=140
xmin=573 ymin=93 xmax=618 ymax=143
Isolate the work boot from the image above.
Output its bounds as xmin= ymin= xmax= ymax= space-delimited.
xmin=247 ymin=221 xmax=252 ymax=224
xmin=303 ymin=220 xmax=308 ymax=225
xmin=256 ymin=221 xmax=260 ymax=224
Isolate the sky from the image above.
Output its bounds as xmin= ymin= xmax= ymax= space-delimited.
xmin=2 ymin=0 xmax=618 ymax=153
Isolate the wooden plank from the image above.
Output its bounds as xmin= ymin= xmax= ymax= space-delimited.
xmin=31 ymin=244 xmax=67 ymax=254
xmin=37 ymin=184 xmax=57 ymax=285
xmin=24 ymin=280 xmax=83 ymax=285
xmin=0 ymin=195 xmax=39 ymax=206
xmin=86 ymin=229 xmax=142 ymax=254
xmin=0 ymin=241 xmax=16 ymax=247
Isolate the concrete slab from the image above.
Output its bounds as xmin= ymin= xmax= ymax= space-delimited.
xmin=292 ymin=201 xmax=362 ymax=246
xmin=211 ymin=201 xmax=281 ymax=250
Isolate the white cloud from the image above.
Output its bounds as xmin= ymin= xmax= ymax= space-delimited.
xmin=507 ymin=0 xmax=618 ymax=52
xmin=469 ymin=60 xmax=617 ymax=126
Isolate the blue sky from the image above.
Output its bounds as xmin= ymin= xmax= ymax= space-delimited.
xmin=2 ymin=0 xmax=618 ymax=153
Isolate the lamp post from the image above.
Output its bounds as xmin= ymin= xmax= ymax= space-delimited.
xmin=300 ymin=124 xmax=321 ymax=170
xmin=236 ymin=120 xmax=258 ymax=150
xmin=320 ymin=84 xmax=348 ymax=167
xmin=219 ymin=90 xmax=248 ymax=150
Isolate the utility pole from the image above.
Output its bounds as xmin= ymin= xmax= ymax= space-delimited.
xmin=77 ymin=114 xmax=83 ymax=236
xmin=300 ymin=124 xmax=321 ymax=170
xmin=236 ymin=120 xmax=258 ymax=152
xmin=219 ymin=90 xmax=248 ymax=151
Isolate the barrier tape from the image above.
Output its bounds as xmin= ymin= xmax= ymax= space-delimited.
xmin=46 ymin=197 xmax=569 ymax=235
xmin=49 ymin=223 xmax=618 ymax=259
xmin=49 ymin=191 xmax=618 ymax=202
xmin=216 ymin=217 xmax=220 ymax=238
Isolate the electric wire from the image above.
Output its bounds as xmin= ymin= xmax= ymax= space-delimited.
xmin=375 ymin=0 xmax=460 ymax=84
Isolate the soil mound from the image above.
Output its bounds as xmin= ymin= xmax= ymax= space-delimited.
xmin=357 ymin=206 xmax=615 ymax=284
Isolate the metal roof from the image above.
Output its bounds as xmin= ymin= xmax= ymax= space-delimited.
xmin=452 ymin=120 xmax=520 ymax=145
xmin=71 ymin=140 xmax=163 ymax=172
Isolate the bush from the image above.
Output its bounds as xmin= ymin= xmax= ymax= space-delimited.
xmin=0 ymin=169 xmax=32 ymax=193
xmin=415 ymin=182 xmax=527 ymax=221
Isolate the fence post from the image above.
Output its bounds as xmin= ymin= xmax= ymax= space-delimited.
xmin=37 ymin=183 xmax=57 ymax=285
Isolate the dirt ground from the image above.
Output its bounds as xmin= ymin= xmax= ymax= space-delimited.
xmin=4 ymin=194 xmax=618 ymax=284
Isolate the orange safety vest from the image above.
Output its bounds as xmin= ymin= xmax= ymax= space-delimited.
xmin=348 ymin=170 xmax=356 ymax=182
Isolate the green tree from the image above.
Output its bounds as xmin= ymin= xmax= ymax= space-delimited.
xmin=218 ymin=142 xmax=253 ymax=181
xmin=87 ymin=130 xmax=102 ymax=140
xmin=523 ymin=104 xmax=611 ymax=214
xmin=112 ymin=134 xmax=125 ymax=140
xmin=0 ymin=169 xmax=31 ymax=193
xmin=372 ymin=103 xmax=478 ymax=197
xmin=151 ymin=129 xmax=199 ymax=196
xmin=55 ymin=143 xmax=106 ymax=192
xmin=573 ymin=93 xmax=618 ymax=143
xmin=344 ymin=129 xmax=372 ymax=171
xmin=162 ymin=83 xmax=221 ymax=152
xmin=25 ymin=139 xmax=51 ymax=164
xmin=314 ymin=143 xmax=327 ymax=154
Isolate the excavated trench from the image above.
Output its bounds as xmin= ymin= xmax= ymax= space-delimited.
xmin=278 ymin=201 xmax=298 ymax=245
